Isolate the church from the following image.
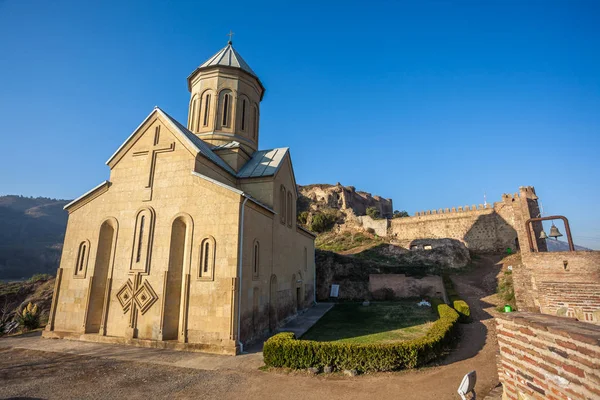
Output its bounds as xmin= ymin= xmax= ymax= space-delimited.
xmin=43 ymin=39 xmax=316 ymax=355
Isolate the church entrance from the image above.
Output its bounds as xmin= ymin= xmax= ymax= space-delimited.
xmin=162 ymin=217 xmax=188 ymax=341
xmin=85 ymin=219 xmax=116 ymax=334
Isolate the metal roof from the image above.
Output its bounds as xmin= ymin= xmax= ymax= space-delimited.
xmin=157 ymin=108 xmax=237 ymax=175
xmin=237 ymin=147 xmax=289 ymax=178
xmin=211 ymin=141 xmax=242 ymax=151
xmin=198 ymin=42 xmax=258 ymax=78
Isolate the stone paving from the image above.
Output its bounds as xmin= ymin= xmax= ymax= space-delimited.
xmin=0 ymin=302 xmax=334 ymax=371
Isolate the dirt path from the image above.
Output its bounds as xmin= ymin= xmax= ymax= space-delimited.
xmin=0 ymin=256 xmax=504 ymax=400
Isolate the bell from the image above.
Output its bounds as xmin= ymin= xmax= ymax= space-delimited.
xmin=539 ymin=230 xmax=548 ymax=240
xmin=549 ymin=224 xmax=563 ymax=240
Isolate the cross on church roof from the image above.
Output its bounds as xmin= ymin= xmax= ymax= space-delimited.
xmin=227 ymin=30 xmax=234 ymax=44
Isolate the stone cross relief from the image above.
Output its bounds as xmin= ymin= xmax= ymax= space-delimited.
xmin=132 ymin=125 xmax=175 ymax=201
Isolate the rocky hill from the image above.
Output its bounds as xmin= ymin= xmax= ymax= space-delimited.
xmin=0 ymin=196 xmax=69 ymax=280
xmin=298 ymin=183 xmax=393 ymax=219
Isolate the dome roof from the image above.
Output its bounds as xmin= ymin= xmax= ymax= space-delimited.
xmin=197 ymin=42 xmax=257 ymax=78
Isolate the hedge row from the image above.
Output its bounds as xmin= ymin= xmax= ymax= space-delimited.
xmin=263 ymin=299 xmax=459 ymax=373
xmin=442 ymin=275 xmax=471 ymax=323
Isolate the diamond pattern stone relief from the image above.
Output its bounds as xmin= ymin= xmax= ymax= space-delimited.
xmin=116 ymin=277 xmax=158 ymax=315
xmin=116 ymin=280 xmax=134 ymax=313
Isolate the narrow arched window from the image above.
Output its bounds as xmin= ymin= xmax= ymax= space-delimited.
xmin=203 ymin=241 xmax=209 ymax=273
xmin=287 ymin=192 xmax=293 ymax=227
xmin=280 ymin=186 xmax=286 ymax=225
xmin=199 ymin=236 xmax=216 ymax=280
xmin=136 ymin=215 xmax=145 ymax=263
xmin=253 ymin=241 xmax=259 ymax=279
xmin=241 ymin=99 xmax=247 ymax=131
xmin=203 ymin=94 xmax=211 ymax=126
xmin=253 ymin=106 xmax=258 ymax=139
xmin=222 ymin=93 xmax=231 ymax=127
xmin=74 ymin=240 xmax=90 ymax=278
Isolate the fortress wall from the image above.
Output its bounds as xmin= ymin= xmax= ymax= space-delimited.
xmin=356 ymin=215 xmax=389 ymax=237
xmin=389 ymin=202 xmax=518 ymax=252
xmin=388 ymin=187 xmax=544 ymax=253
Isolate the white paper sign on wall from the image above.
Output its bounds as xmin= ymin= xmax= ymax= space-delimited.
xmin=330 ymin=284 xmax=339 ymax=298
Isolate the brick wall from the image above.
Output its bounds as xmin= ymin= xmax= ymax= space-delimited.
xmin=516 ymin=251 xmax=600 ymax=324
xmin=496 ymin=312 xmax=600 ymax=400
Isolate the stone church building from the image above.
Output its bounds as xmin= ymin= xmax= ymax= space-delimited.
xmin=43 ymin=41 xmax=316 ymax=354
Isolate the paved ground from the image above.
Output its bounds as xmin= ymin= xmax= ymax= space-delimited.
xmin=0 ymin=256 xmax=503 ymax=400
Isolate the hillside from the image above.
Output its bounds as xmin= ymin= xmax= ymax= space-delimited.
xmin=0 ymin=196 xmax=69 ymax=280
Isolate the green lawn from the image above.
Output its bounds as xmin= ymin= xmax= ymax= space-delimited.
xmin=301 ymin=301 xmax=437 ymax=344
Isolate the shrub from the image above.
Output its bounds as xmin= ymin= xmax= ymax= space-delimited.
xmin=366 ymin=207 xmax=380 ymax=219
xmin=310 ymin=212 xmax=337 ymax=233
xmin=263 ymin=300 xmax=459 ymax=372
xmin=28 ymin=273 xmax=52 ymax=283
xmin=366 ymin=227 xmax=375 ymax=235
xmin=393 ymin=210 xmax=409 ymax=218
xmin=297 ymin=211 xmax=309 ymax=225
xmin=16 ymin=302 xmax=40 ymax=331
xmin=442 ymin=275 xmax=471 ymax=323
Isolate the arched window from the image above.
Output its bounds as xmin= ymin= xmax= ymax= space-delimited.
xmin=280 ymin=185 xmax=286 ymax=225
xmin=202 ymin=93 xmax=211 ymax=127
xmin=253 ymin=105 xmax=259 ymax=139
xmin=74 ymin=240 xmax=90 ymax=278
xmin=252 ymin=240 xmax=259 ymax=279
xmin=130 ymin=207 xmax=155 ymax=273
xmin=189 ymin=95 xmax=199 ymax=131
xmin=241 ymin=99 xmax=247 ymax=131
xmin=199 ymin=236 xmax=216 ymax=280
xmin=287 ymin=192 xmax=293 ymax=227
xmin=136 ymin=215 xmax=145 ymax=263
xmin=220 ymin=91 xmax=232 ymax=128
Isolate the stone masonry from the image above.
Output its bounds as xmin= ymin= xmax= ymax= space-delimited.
xmin=495 ymin=311 xmax=600 ymax=400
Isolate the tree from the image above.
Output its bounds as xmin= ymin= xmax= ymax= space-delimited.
xmin=366 ymin=207 xmax=380 ymax=219
xmin=393 ymin=210 xmax=409 ymax=218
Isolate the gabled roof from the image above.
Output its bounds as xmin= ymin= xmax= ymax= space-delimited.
xmin=237 ymin=147 xmax=289 ymax=178
xmin=106 ymin=107 xmax=288 ymax=180
xmin=158 ymin=108 xmax=237 ymax=175
xmin=198 ymin=42 xmax=258 ymax=78
xmin=105 ymin=107 xmax=236 ymax=176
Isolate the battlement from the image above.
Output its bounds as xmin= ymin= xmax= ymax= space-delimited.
xmin=413 ymin=203 xmax=493 ymax=217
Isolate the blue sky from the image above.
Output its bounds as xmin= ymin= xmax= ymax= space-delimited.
xmin=1 ymin=1 xmax=599 ymax=249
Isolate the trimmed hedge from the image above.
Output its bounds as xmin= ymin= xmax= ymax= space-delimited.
xmin=442 ymin=275 xmax=471 ymax=323
xmin=263 ymin=300 xmax=459 ymax=373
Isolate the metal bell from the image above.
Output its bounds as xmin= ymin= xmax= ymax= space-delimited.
xmin=549 ymin=224 xmax=563 ymax=240
xmin=539 ymin=230 xmax=548 ymax=240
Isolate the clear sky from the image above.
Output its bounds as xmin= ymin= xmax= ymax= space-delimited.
xmin=1 ymin=1 xmax=599 ymax=249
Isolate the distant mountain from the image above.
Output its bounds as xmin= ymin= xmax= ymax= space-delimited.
xmin=545 ymin=239 xmax=591 ymax=252
xmin=0 ymin=195 xmax=69 ymax=280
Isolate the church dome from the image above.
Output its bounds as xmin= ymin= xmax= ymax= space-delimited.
xmin=196 ymin=41 xmax=258 ymax=78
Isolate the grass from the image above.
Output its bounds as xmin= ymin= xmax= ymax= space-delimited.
xmin=301 ymin=301 xmax=437 ymax=344
xmin=316 ymin=230 xmax=384 ymax=253
xmin=496 ymin=270 xmax=517 ymax=312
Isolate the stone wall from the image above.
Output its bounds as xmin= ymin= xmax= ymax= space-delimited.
xmin=298 ymin=183 xmax=393 ymax=219
xmin=356 ymin=215 xmax=389 ymax=237
xmin=514 ymin=251 xmax=600 ymax=324
xmin=388 ymin=186 xmax=545 ymax=252
xmin=368 ymin=274 xmax=444 ymax=299
xmin=496 ymin=312 xmax=600 ymax=400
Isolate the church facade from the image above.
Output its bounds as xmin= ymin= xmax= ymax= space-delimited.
xmin=43 ymin=41 xmax=316 ymax=355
